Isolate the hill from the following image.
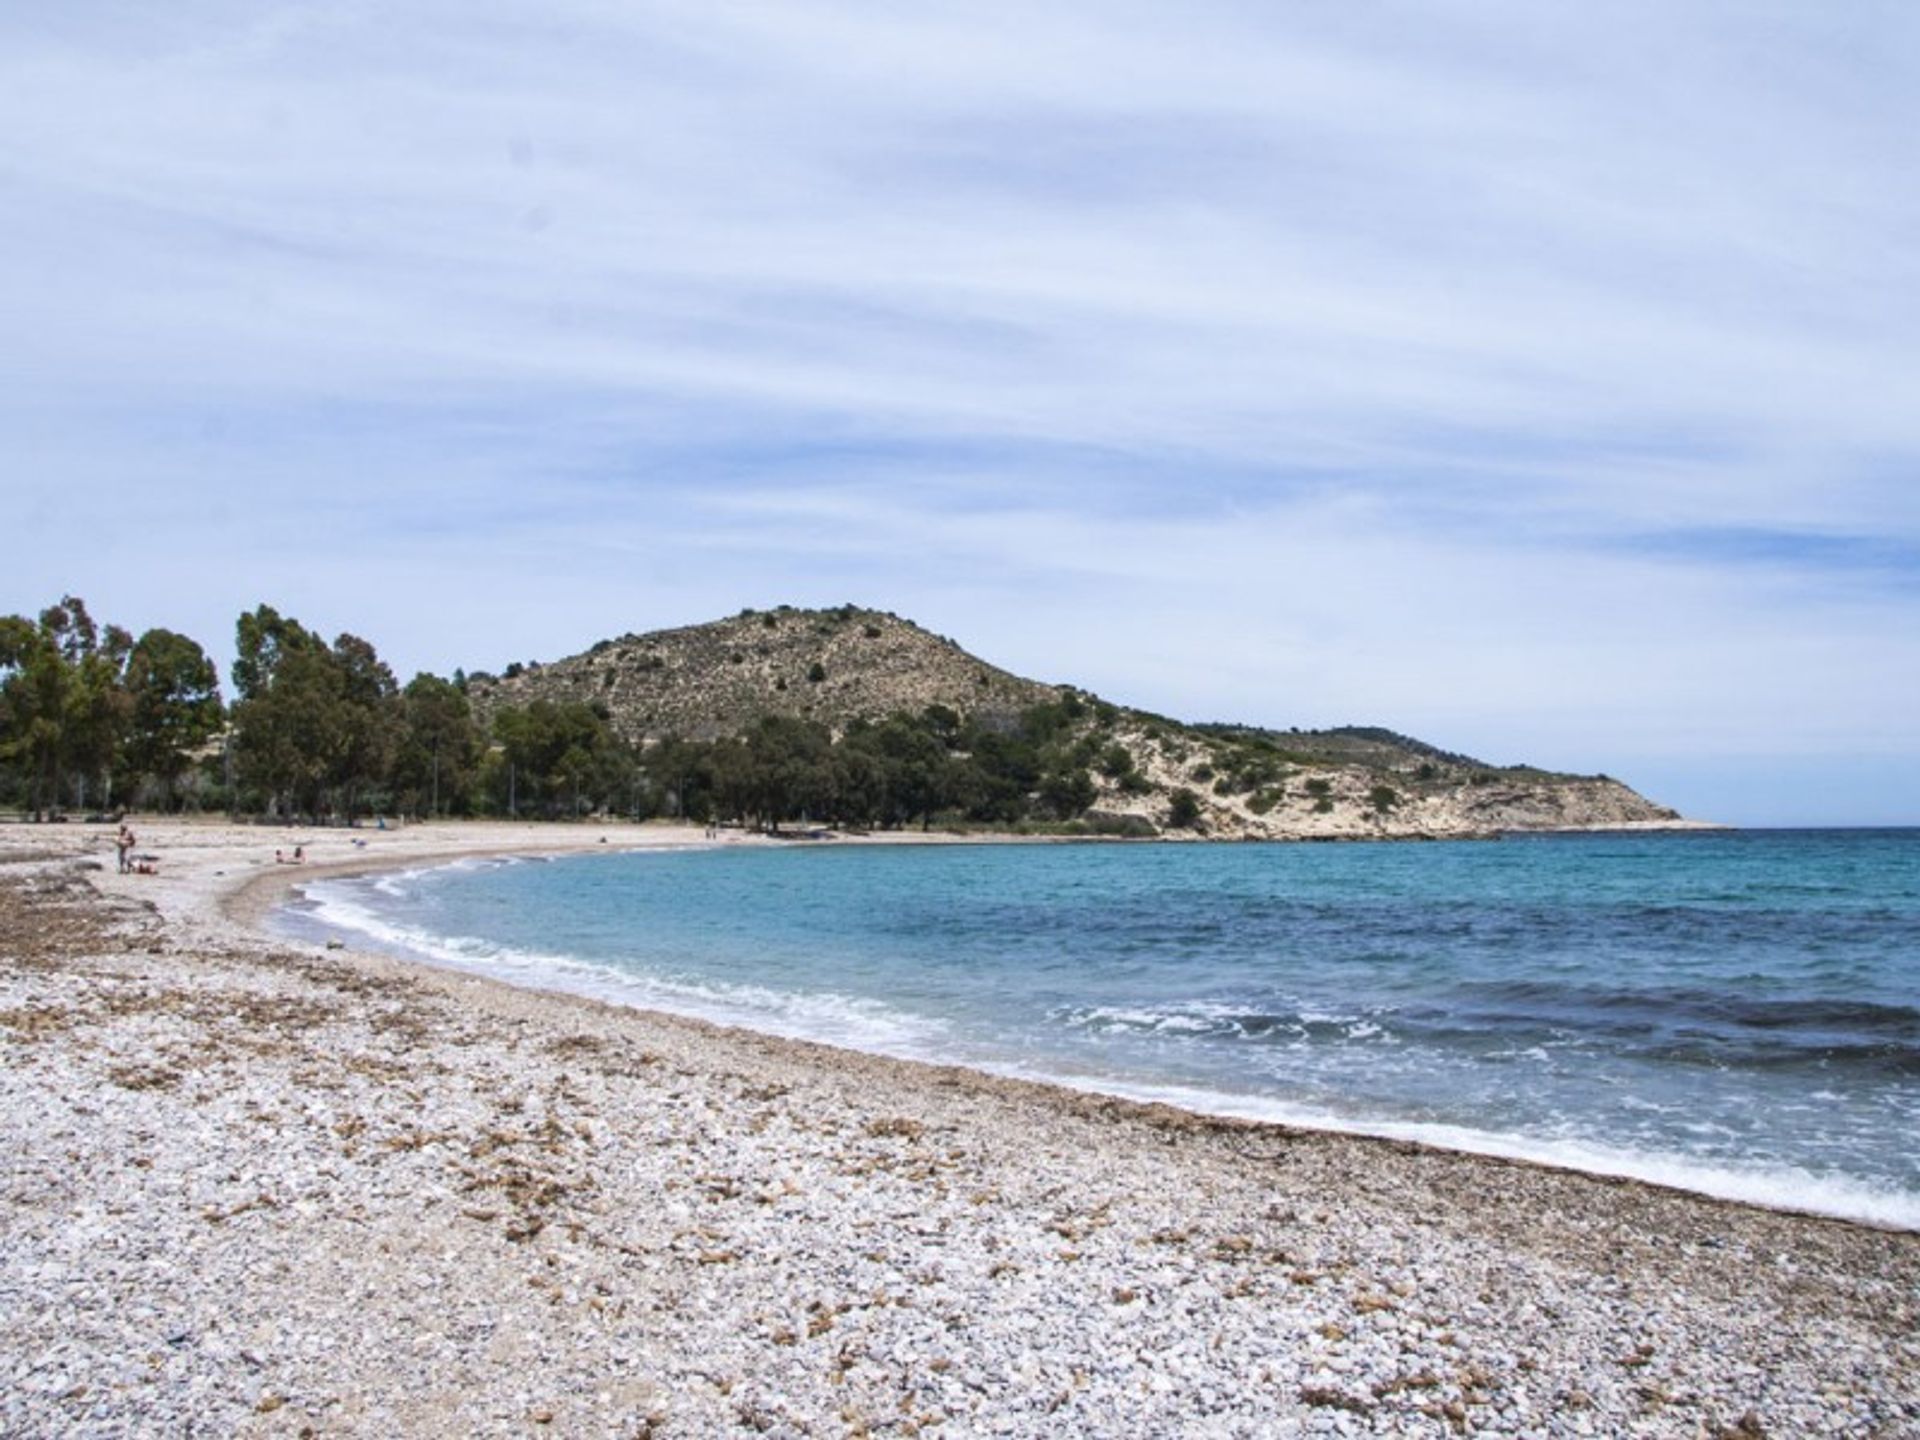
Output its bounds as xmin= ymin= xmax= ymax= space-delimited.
xmin=470 ymin=605 xmax=1055 ymax=741
xmin=468 ymin=605 xmax=1692 ymax=839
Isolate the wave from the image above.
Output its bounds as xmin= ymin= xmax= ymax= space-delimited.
xmin=280 ymin=860 xmax=1920 ymax=1233
xmin=292 ymin=876 xmax=951 ymax=1056
xmin=972 ymin=1065 xmax=1920 ymax=1232
xmin=1053 ymin=996 xmax=1920 ymax=1076
xmin=1055 ymin=1001 xmax=1400 ymax=1047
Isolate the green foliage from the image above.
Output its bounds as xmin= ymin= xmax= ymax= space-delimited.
xmin=490 ymin=698 xmax=632 ymax=818
xmin=230 ymin=606 xmax=401 ymax=819
xmin=0 ymin=597 xmax=135 ymax=817
xmin=920 ymin=704 xmax=961 ymax=743
xmin=1082 ymin=811 xmax=1158 ymax=838
xmin=838 ymin=715 xmax=956 ymax=829
xmin=391 ymin=674 xmax=483 ymax=817
xmin=0 ymin=592 xmax=1629 ymax=838
xmin=123 ymin=629 xmax=222 ymax=809
xmin=1038 ymin=767 xmax=1097 ymax=820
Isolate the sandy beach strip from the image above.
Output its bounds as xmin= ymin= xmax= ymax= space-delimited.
xmin=2 ymin=819 xmax=1916 ymax=1437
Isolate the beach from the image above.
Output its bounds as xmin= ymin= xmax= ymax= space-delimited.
xmin=3 ymin=820 xmax=1916 ymax=1436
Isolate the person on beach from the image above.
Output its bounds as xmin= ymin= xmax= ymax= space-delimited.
xmin=115 ymin=824 xmax=135 ymax=874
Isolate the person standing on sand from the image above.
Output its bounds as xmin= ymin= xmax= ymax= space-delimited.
xmin=115 ymin=824 xmax=135 ymax=874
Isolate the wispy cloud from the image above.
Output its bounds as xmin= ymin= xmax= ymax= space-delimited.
xmin=2 ymin=1 xmax=1916 ymax=822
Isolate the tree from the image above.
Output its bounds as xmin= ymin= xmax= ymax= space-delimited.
xmin=1167 ymin=788 xmax=1204 ymax=829
xmin=489 ymin=700 xmax=630 ymax=818
xmin=842 ymin=716 xmax=952 ymax=830
xmin=233 ymin=604 xmax=314 ymax=703
xmin=0 ymin=613 xmax=63 ymax=817
xmin=829 ymin=747 xmax=887 ymax=828
xmin=0 ymin=597 xmax=131 ymax=817
xmin=328 ymin=633 xmax=400 ymax=816
xmin=123 ymin=628 xmax=222 ymax=809
xmin=230 ymin=607 xmax=333 ymax=816
xmin=229 ymin=606 xmax=400 ymax=819
xmin=740 ymin=715 xmax=834 ymax=829
xmin=392 ymin=674 xmax=482 ymax=817
xmin=1038 ymin=767 xmax=1096 ymax=820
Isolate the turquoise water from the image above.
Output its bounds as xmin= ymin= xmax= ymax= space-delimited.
xmin=288 ymin=830 xmax=1920 ymax=1227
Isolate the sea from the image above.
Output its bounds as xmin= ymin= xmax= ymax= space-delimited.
xmin=281 ymin=829 xmax=1920 ymax=1230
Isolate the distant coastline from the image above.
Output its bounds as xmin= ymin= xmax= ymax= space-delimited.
xmin=2 ymin=594 xmax=1698 ymax=845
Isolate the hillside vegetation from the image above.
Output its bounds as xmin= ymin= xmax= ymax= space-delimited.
xmin=469 ymin=605 xmax=1055 ymax=741
xmin=1 ymin=593 xmax=1686 ymax=835
xmin=469 ymin=605 xmax=1685 ymax=839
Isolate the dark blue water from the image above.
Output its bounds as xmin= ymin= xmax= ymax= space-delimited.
xmin=290 ymin=830 xmax=1920 ymax=1227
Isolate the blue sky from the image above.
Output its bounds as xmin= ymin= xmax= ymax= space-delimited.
xmin=4 ymin=2 xmax=1916 ymax=825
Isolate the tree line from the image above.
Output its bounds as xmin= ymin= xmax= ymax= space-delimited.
xmin=0 ymin=595 xmax=1162 ymax=830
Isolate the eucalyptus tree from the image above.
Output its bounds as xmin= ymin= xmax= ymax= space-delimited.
xmin=229 ymin=605 xmax=400 ymax=819
xmin=489 ymin=699 xmax=629 ymax=817
xmin=392 ymin=673 xmax=482 ymax=817
xmin=122 ymin=628 xmax=222 ymax=809
xmin=0 ymin=596 xmax=131 ymax=817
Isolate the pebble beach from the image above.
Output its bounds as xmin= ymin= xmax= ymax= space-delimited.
xmin=3 ymin=819 xmax=1916 ymax=1437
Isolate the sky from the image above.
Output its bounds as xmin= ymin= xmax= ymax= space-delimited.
xmin=3 ymin=2 xmax=1916 ymax=826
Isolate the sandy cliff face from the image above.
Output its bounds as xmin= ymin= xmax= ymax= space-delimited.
xmin=1083 ymin=718 xmax=1690 ymax=839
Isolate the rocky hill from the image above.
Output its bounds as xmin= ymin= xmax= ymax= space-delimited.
xmin=469 ymin=605 xmax=1696 ymax=839
xmin=470 ymin=605 xmax=1055 ymax=741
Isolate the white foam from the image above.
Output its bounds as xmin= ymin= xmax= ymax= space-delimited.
xmin=285 ymin=870 xmax=1920 ymax=1234
xmin=974 ymin=1066 xmax=1920 ymax=1232
xmin=293 ymin=876 xmax=949 ymax=1057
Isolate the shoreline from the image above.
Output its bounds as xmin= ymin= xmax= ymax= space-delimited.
xmin=262 ymin=826 xmax=1911 ymax=1234
xmin=5 ymin=818 xmax=1917 ymax=1434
